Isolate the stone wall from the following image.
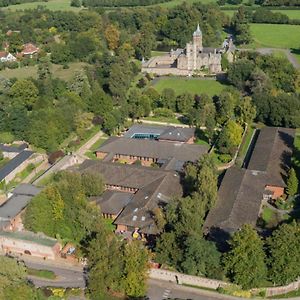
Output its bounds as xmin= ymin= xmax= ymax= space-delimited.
xmin=149 ymin=268 xmax=229 ymax=290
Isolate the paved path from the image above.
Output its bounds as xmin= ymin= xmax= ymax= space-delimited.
xmin=22 ymin=160 xmax=50 ymax=184
xmin=147 ymin=279 xmax=243 ymax=300
xmin=76 ymin=130 xmax=105 ymax=158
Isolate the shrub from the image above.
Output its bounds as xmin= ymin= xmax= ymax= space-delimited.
xmin=153 ymin=108 xmax=174 ymax=118
xmin=0 ymin=132 xmax=15 ymax=144
xmin=219 ymin=154 xmax=232 ymax=163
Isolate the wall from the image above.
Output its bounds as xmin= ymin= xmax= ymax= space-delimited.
xmin=149 ymin=268 xmax=229 ymax=290
xmin=0 ymin=236 xmax=61 ymax=260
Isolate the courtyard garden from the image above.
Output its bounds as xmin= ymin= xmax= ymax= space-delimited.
xmin=152 ymin=77 xmax=227 ymax=97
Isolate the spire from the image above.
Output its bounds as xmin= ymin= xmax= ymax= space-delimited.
xmin=193 ymin=23 xmax=202 ymax=36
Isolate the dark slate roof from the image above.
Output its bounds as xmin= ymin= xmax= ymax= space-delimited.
xmin=0 ymin=150 xmax=33 ymax=182
xmin=96 ymin=137 xmax=208 ymax=164
xmin=78 ymin=160 xmax=183 ymax=234
xmin=0 ymin=143 xmax=28 ymax=153
xmin=90 ymin=190 xmax=132 ymax=215
xmin=205 ymin=127 xmax=295 ymax=235
xmin=123 ymin=124 xmax=195 ymax=143
xmin=114 ymin=172 xmax=182 ymax=234
xmin=0 ymin=184 xmax=42 ymax=229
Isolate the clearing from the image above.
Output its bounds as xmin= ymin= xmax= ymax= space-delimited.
xmin=152 ymin=77 xmax=227 ymax=97
xmin=0 ymin=62 xmax=87 ymax=81
xmin=2 ymin=0 xmax=81 ymax=11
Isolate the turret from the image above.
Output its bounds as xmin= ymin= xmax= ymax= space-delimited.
xmin=193 ymin=24 xmax=203 ymax=52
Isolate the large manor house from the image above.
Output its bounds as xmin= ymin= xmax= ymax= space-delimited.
xmin=142 ymin=24 xmax=235 ymax=76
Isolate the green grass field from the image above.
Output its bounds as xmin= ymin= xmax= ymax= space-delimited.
xmin=3 ymin=0 xmax=81 ymax=11
xmin=248 ymin=24 xmax=300 ymax=49
xmin=152 ymin=77 xmax=226 ymax=97
xmin=223 ymin=9 xmax=300 ymax=19
xmin=0 ymin=62 xmax=87 ymax=81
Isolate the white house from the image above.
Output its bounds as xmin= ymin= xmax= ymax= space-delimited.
xmin=0 ymin=51 xmax=16 ymax=63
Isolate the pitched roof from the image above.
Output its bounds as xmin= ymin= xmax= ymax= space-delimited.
xmin=22 ymin=43 xmax=39 ymax=55
xmin=97 ymin=137 xmax=208 ymax=164
xmin=204 ymin=127 xmax=295 ymax=234
xmin=0 ymin=51 xmax=8 ymax=58
xmin=0 ymin=150 xmax=33 ymax=182
xmin=0 ymin=184 xmax=42 ymax=229
xmin=123 ymin=124 xmax=195 ymax=143
xmin=90 ymin=191 xmax=132 ymax=215
xmin=78 ymin=160 xmax=183 ymax=234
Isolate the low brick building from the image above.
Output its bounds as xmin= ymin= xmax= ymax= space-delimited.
xmin=0 ymin=231 xmax=61 ymax=260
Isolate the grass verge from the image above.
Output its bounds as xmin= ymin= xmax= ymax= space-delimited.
xmin=27 ymin=268 xmax=56 ymax=280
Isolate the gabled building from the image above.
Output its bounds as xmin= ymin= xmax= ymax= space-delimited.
xmin=204 ymin=127 xmax=295 ymax=238
xmin=95 ymin=136 xmax=208 ymax=170
xmin=0 ymin=51 xmax=16 ymax=63
xmin=78 ymin=160 xmax=183 ymax=236
xmin=123 ymin=124 xmax=195 ymax=144
xmin=20 ymin=43 xmax=39 ymax=58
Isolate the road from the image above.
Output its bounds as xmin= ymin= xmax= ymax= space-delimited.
xmin=22 ymin=258 xmax=86 ymax=288
xmin=147 ymin=279 xmax=243 ymax=300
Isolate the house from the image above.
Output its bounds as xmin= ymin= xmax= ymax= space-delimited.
xmin=0 ymin=184 xmax=42 ymax=231
xmin=204 ymin=127 xmax=295 ymax=238
xmin=123 ymin=124 xmax=195 ymax=143
xmin=20 ymin=43 xmax=39 ymax=58
xmin=0 ymin=51 xmax=16 ymax=63
xmin=0 ymin=150 xmax=34 ymax=184
xmin=0 ymin=143 xmax=28 ymax=159
xmin=95 ymin=136 xmax=208 ymax=170
xmin=0 ymin=231 xmax=61 ymax=260
xmin=78 ymin=160 xmax=183 ymax=236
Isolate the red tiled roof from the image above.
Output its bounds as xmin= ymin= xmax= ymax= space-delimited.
xmin=22 ymin=43 xmax=39 ymax=55
xmin=0 ymin=51 xmax=8 ymax=58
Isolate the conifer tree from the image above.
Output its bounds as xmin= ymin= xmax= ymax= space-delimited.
xmin=286 ymin=167 xmax=298 ymax=196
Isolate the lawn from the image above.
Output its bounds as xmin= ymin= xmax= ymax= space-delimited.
xmin=84 ymin=136 xmax=108 ymax=159
xmin=142 ymin=116 xmax=183 ymax=124
xmin=27 ymin=268 xmax=56 ymax=280
xmin=104 ymin=218 xmax=116 ymax=232
xmin=248 ymin=24 xmax=300 ymax=49
xmin=151 ymin=51 xmax=168 ymax=57
xmin=152 ymin=77 xmax=227 ymax=97
xmin=261 ymin=206 xmax=274 ymax=224
xmin=223 ymin=9 xmax=300 ymax=20
xmin=0 ymin=62 xmax=87 ymax=81
xmin=3 ymin=0 xmax=81 ymax=11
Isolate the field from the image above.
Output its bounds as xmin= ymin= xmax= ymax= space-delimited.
xmin=223 ymin=9 xmax=300 ymax=19
xmin=0 ymin=62 xmax=87 ymax=81
xmin=248 ymin=24 xmax=300 ymax=49
xmin=2 ymin=0 xmax=81 ymax=11
xmin=152 ymin=77 xmax=227 ymax=97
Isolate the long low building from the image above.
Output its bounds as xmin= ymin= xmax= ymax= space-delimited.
xmin=95 ymin=136 xmax=208 ymax=170
xmin=78 ymin=160 xmax=183 ymax=236
xmin=204 ymin=127 xmax=295 ymax=239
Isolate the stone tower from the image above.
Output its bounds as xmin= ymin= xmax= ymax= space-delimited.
xmin=193 ymin=24 xmax=203 ymax=52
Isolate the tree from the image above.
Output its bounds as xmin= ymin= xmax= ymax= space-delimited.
xmin=81 ymin=171 xmax=104 ymax=197
xmin=0 ymin=131 xmax=14 ymax=144
xmin=74 ymin=112 xmax=94 ymax=139
xmin=268 ymin=222 xmax=300 ymax=285
xmin=104 ymin=24 xmax=120 ymax=51
xmin=71 ymin=0 xmax=81 ymax=7
xmin=217 ymin=120 xmax=243 ymax=155
xmin=224 ymin=224 xmax=267 ymax=289
xmin=286 ymin=168 xmax=298 ymax=196
xmin=181 ymin=235 xmax=223 ymax=279
xmin=9 ymin=79 xmax=38 ymax=110
xmin=161 ymin=88 xmax=176 ymax=111
xmin=216 ymin=89 xmax=239 ymax=124
xmin=235 ymin=96 xmax=256 ymax=124
xmin=176 ymin=92 xmax=194 ymax=113
xmin=122 ymin=241 xmax=150 ymax=298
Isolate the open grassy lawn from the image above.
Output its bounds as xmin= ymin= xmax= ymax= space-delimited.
xmin=152 ymin=77 xmax=227 ymax=97
xmin=0 ymin=62 xmax=87 ymax=81
xmin=223 ymin=9 xmax=300 ymax=19
xmin=151 ymin=51 xmax=168 ymax=57
xmin=248 ymin=24 xmax=300 ymax=49
xmin=236 ymin=125 xmax=255 ymax=167
xmin=27 ymin=268 xmax=56 ymax=280
xmin=149 ymin=0 xmax=216 ymax=8
xmin=272 ymin=10 xmax=300 ymax=20
xmin=3 ymin=0 xmax=81 ymax=11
